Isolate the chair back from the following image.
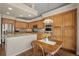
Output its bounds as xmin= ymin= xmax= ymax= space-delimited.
xmin=31 ymin=41 xmax=44 ymax=56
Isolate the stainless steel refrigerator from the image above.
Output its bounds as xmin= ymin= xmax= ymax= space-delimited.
xmin=1 ymin=23 xmax=14 ymax=43
xmin=0 ymin=14 xmax=1 ymax=44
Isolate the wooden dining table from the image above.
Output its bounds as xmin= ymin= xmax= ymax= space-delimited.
xmin=32 ymin=39 xmax=62 ymax=56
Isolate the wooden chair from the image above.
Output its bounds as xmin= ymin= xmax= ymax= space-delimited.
xmin=46 ymin=44 xmax=62 ymax=56
xmin=31 ymin=41 xmax=45 ymax=56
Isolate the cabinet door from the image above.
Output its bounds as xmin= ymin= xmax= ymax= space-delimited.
xmin=63 ymin=27 xmax=76 ymax=50
xmin=62 ymin=10 xmax=76 ymax=50
xmin=37 ymin=20 xmax=44 ymax=29
xmin=52 ymin=14 xmax=63 ymax=41
xmin=29 ymin=20 xmax=44 ymax=29
xmin=21 ymin=22 xmax=27 ymax=28
xmin=15 ymin=21 xmax=21 ymax=28
xmin=53 ymin=14 xmax=63 ymax=26
xmin=26 ymin=23 xmax=28 ymax=28
xmin=15 ymin=21 xmax=27 ymax=29
xmin=53 ymin=27 xmax=62 ymax=41
xmin=28 ymin=22 xmax=36 ymax=29
xmin=63 ymin=11 xmax=75 ymax=26
xmin=2 ymin=18 xmax=15 ymax=24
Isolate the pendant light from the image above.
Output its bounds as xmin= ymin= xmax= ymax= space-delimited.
xmin=44 ymin=18 xmax=53 ymax=24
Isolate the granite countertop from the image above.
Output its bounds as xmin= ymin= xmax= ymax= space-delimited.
xmin=6 ymin=32 xmax=37 ymax=37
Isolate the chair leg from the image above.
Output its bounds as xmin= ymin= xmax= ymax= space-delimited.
xmin=32 ymin=48 xmax=35 ymax=56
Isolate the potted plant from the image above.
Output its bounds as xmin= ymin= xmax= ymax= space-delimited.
xmin=41 ymin=33 xmax=50 ymax=42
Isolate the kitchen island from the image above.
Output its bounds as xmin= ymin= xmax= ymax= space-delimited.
xmin=5 ymin=33 xmax=37 ymax=56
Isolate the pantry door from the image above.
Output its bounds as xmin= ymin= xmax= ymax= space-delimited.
xmin=53 ymin=14 xmax=63 ymax=41
xmin=62 ymin=9 xmax=77 ymax=51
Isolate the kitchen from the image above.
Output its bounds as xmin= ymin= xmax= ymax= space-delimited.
xmin=0 ymin=3 xmax=79 ymax=56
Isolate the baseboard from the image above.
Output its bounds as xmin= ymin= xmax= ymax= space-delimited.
xmin=6 ymin=47 xmax=32 ymax=56
xmin=61 ymin=48 xmax=76 ymax=54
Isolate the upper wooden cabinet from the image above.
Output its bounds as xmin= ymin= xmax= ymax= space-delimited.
xmin=15 ymin=21 xmax=28 ymax=29
xmin=2 ymin=18 xmax=15 ymax=24
xmin=53 ymin=14 xmax=63 ymax=27
xmin=2 ymin=18 xmax=28 ymax=29
xmin=37 ymin=20 xmax=44 ymax=28
xmin=63 ymin=10 xmax=76 ymax=26
xmin=29 ymin=20 xmax=44 ymax=29
xmin=26 ymin=23 xmax=28 ymax=28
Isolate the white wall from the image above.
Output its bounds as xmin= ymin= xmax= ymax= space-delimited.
xmin=77 ymin=4 xmax=79 ymax=55
xmin=0 ymin=14 xmax=1 ymax=44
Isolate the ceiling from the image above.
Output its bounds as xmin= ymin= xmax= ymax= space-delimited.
xmin=0 ymin=3 xmax=38 ymax=19
xmin=0 ymin=3 xmax=69 ymax=20
xmin=25 ymin=3 xmax=68 ymax=15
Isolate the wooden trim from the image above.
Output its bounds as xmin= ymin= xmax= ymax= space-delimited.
xmin=75 ymin=9 xmax=77 ymax=55
xmin=29 ymin=20 xmax=44 ymax=23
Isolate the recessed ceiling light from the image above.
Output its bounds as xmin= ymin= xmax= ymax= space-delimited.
xmin=6 ymin=12 xmax=10 ymax=14
xmin=28 ymin=14 xmax=31 ymax=17
xmin=8 ymin=7 xmax=13 ymax=10
xmin=20 ymin=15 xmax=23 ymax=17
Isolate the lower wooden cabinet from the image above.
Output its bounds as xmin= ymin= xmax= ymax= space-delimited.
xmin=53 ymin=27 xmax=62 ymax=41
xmin=63 ymin=37 xmax=76 ymax=50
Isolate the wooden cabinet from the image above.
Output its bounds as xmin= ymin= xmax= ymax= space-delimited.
xmin=37 ymin=20 xmax=44 ymax=28
xmin=29 ymin=20 xmax=44 ymax=29
xmin=52 ymin=14 xmax=63 ymax=41
xmin=15 ymin=21 xmax=21 ymax=28
xmin=15 ymin=21 xmax=28 ymax=29
xmin=63 ymin=27 xmax=76 ymax=50
xmin=50 ymin=9 xmax=76 ymax=51
xmin=53 ymin=27 xmax=62 ymax=41
xmin=2 ymin=18 xmax=29 ymax=29
xmin=26 ymin=23 xmax=28 ymax=28
xmin=62 ymin=10 xmax=76 ymax=50
xmin=2 ymin=18 xmax=15 ymax=24
xmin=53 ymin=14 xmax=63 ymax=26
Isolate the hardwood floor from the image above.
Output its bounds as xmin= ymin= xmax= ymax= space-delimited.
xmin=54 ymin=48 xmax=76 ymax=56
xmin=17 ymin=48 xmax=76 ymax=56
xmin=0 ymin=43 xmax=6 ymax=56
xmin=0 ymin=44 xmax=76 ymax=56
